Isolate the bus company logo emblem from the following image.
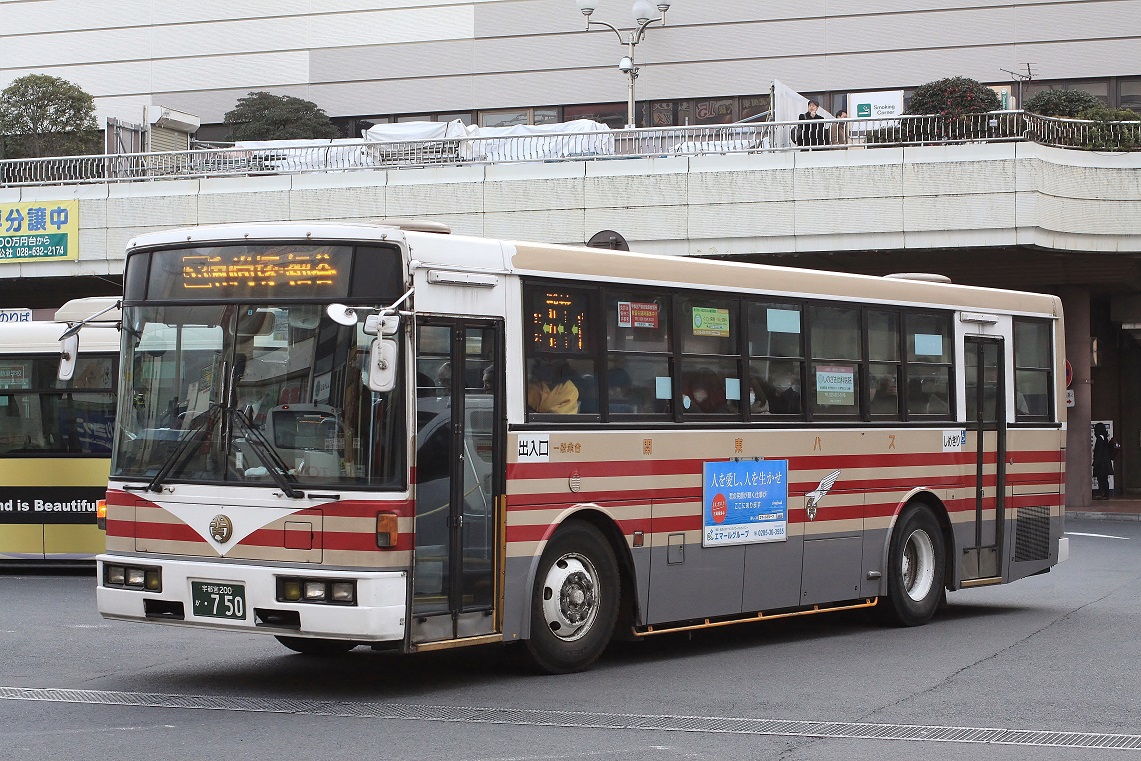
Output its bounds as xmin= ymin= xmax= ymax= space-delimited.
xmin=209 ymin=514 xmax=234 ymax=543
xmin=805 ymin=470 xmax=842 ymax=521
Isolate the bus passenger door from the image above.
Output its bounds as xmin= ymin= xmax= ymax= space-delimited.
xmin=412 ymin=320 xmax=503 ymax=645
xmin=962 ymin=337 xmax=1006 ymax=581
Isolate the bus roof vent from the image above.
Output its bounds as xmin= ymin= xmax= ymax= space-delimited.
xmin=378 ymin=218 xmax=451 ymax=235
xmin=883 ymin=272 xmax=952 ymax=284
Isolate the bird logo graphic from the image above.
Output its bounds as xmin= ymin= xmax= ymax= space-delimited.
xmin=805 ymin=470 xmax=841 ymax=521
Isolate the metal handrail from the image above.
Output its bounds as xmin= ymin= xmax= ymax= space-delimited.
xmin=0 ymin=110 xmax=1136 ymax=188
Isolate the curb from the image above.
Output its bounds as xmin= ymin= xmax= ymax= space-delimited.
xmin=1067 ymin=511 xmax=1141 ymax=522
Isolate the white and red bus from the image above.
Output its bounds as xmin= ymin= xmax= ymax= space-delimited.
xmin=96 ymin=221 xmax=1067 ymax=672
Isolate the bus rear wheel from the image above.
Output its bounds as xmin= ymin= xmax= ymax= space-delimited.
xmin=274 ymin=636 xmax=358 ymax=655
xmin=880 ymin=503 xmax=945 ymax=627
xmin=525 ymin=521 xmax=619 ymax=674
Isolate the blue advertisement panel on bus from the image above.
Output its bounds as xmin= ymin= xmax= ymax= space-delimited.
xmin=702 ymin=459 xmax=788 ymax=547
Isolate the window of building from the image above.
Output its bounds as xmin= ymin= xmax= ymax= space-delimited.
xmin=1120 ymin=78 xmax=1141 ymax=111
xmin=1013 ymin=319 xmax=1054 ymax=420
xmin=480 ymin=109 xmax=530 ymax=128
xmin=1068 ymin=79 xmax=1109 ymax=104
xmin=693 ymin=98 xmax=736 ymax=124
xmin=649 ymin=100 xmax=693 ymax=127
xmin=563 ymin=103 xmax=626 ymax=130
xmin=480 ymin=107 xmax=563 ymax=128
xmin=437 ymin=112 xmax=474 ymax=126
xmin=741 ymin=95 xmax=770 ymax=121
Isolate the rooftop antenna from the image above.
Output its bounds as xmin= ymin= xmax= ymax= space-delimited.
xmin=1000 ymin=63 xmax=1037 ymax=108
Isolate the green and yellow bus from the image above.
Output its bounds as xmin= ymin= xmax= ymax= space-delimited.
xmin=0 ymin=299 xmax=118 ymax=562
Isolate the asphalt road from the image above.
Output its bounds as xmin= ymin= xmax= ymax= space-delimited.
xmin=2 ymin=516 xmax=1139 ymax=761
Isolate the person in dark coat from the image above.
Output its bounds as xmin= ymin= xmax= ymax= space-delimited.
xmin=796 ymin=100 xmax=829 ymax=148
xmin=1092 ymin=422 xmax=1114 ymax=500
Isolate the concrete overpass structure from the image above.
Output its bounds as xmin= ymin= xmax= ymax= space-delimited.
xmin=2 ymin=142 xmax=1138 ymax=272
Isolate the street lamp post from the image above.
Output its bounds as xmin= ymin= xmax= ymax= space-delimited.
xmin=574 ymin=0 xmax=673 ymax=129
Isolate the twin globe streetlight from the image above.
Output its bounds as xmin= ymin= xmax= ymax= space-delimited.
xmin=573 ymin=0 xmax=673 ymax=129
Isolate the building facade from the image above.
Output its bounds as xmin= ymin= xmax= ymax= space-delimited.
xmin=1 ymin=0 xmax=1139 ymax=138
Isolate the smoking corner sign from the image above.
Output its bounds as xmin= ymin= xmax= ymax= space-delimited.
xmin=0 ymin=200 xmax=78 ymax=263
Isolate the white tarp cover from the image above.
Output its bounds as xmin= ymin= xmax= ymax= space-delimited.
xmin=362 ymin=120 xmax=468 ymax=142
xmin=230 ymin=138 xmax=376 ymax=171
xmin=459 ymin=119 xmax=613 ymax=161
xmin=772 ymin=79 xmax=832 ymax=148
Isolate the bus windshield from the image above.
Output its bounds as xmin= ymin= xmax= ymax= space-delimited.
xmin=112 ymin=302 xmax=405 ymax=490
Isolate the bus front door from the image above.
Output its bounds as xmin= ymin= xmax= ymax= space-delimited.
xmin=412 ymin=320 xmax=503 ymax=645
xmin=963 ymin=336 xmax=1006 ymax=581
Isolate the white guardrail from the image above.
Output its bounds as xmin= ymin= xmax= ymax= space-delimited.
xmin=0 ymin=111 xmax=1137 ymax=187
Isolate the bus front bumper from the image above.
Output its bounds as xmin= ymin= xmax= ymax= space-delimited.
xmin=96 ymin=555 xmax=407 ymax=642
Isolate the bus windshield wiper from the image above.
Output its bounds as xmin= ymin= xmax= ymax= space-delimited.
xmin=146 ymin=403 xmax=222 ymax=493
xmin=228 ymin=408 xmax=304 ymax=499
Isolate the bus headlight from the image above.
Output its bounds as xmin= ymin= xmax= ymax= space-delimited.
xmin=330 ymin=582 xmax=355 ymax=603
xmin=107 ymin=565 xmax=125 ymax=585
xmin=276 ymin=577 xmax=356 ymax=605
xmin=104 ymin=563 xmax=161 ymax=592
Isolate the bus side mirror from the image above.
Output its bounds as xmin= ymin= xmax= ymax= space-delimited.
xmin=367 ymin=338 xmax=399 ymax=393
xmin=58 ymin=333 xmax=79 ymax=382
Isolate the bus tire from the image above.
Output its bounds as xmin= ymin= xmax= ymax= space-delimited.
xmin=525 ymin=521 xmax=619 ymax=674
xmin=880 ymin=503 xmax=945 ymax=627
xmin=274 ymin=636 xmax=358 ymax=655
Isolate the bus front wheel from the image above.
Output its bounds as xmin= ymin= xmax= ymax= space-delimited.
xmin=274 ymin=636 xmax=358 ymax=655
xmin=881 ymin=503 xmax=946 ymax=627
xmin=525 ymin=521 xmax=619 ymax=674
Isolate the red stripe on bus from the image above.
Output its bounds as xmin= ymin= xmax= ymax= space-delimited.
xmin=506 ymin=448 xmax=1059 ymax=481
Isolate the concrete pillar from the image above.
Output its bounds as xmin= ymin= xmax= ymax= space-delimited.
xmin=1059 ymin=287 xmax=1092 ymax=508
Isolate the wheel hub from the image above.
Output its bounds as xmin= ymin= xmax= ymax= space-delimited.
xmin=541 ymin=554 xmax=600 ymax=642
xmin=902 ymin=528 xmax=935 ymax=602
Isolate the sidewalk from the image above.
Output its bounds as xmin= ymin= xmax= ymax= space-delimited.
xmin=1068 ymin=496 xmax=1141 ymax=522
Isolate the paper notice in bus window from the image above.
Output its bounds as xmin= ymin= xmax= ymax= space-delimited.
xmin=816 ymin=365 xmax=855 ymax=406
xmin=0 ymin=362 xmax=30 ymax=390
xmin=692 ymin=307 xmax=730 ymax=337
xmin=617 ymin=301 xmax=659 ymax=329
xmin=724 ymin=377 xmax=741 ymax=401
xmin=767 ymin=308 xmax=801 ymax=334
xmin=655 ymin=376 xmax=672 ymax=400
xmin=703 ymin=460 xmax=788 ymax=547
xmin=914 ymin=333 xmax=944 ymax=356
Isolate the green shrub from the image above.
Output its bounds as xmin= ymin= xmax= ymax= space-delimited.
xmin=1078 ymin=105 xmax=1141 ymax=151
xmin=1024 ymin=89 xmax=1101 ymax=118
xmin=905 ymin=77 xmax=1001 ymax=118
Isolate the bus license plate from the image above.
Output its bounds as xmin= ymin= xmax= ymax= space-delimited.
xmin=191 ymin=581 xmax=246 ymax=620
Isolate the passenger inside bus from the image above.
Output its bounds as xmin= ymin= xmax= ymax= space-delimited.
xmin=683 ymin=367 xmax=730 ymax=414
xmin=527 ymin=359 xmax=583 ymax=414
xmin=748 ymin=375 xmax=771 ymax=414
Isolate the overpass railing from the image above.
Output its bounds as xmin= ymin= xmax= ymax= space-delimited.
xmin=1 ymin=111 xmax=1136 ymax=188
